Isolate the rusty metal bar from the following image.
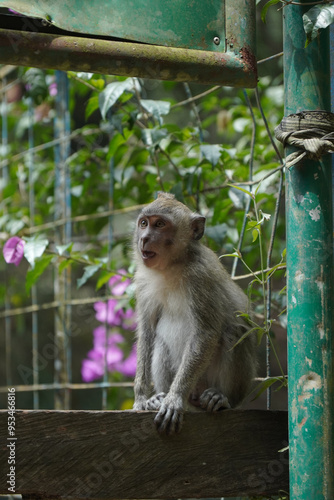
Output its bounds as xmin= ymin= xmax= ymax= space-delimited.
xmin=284 ymin=5 xmax=334 ymax=499
xmin=0 ymin=28 xmax=257 ymax=87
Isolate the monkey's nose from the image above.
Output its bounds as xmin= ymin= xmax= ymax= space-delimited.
xmin=141 ymin=236 xmax=149 ymax=246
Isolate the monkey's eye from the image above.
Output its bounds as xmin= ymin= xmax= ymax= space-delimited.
xmin=155 ymin=220 xmax=165 ymax=228
xmin=139 ymin=219 xmax=148 ymax=228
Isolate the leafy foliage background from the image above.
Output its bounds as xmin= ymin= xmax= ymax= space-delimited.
xmin=0 ymin=5 xmax=287 ymax=412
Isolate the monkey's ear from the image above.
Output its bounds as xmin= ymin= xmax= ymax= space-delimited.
xmin=191 ymin=215 xmax=206 ymax=240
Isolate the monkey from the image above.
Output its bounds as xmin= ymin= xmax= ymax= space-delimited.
xmin=132 ymin=192 xmax=256 ymax=435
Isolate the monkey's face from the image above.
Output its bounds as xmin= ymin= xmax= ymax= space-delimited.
xmin=136 ymin=214 xmax=180 ymax=271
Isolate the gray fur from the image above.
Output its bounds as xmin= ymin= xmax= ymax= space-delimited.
xmin=133 ymin=193 xmax=257 ymax=434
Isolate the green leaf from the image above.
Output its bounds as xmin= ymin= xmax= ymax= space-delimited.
xmin=219 ymin=251 xmax=241 ymax=259
xmin=303 ymin=4 xmax=334 ymax=46
xmin=96 ymin=270 xmax=115 ymax=290
xmin=228 ymin=187 xmax=246 ymax=209
xmin=23 ymin=68 xmax=48 ymax=104
xmin=25 ymin=254 xmax=53 ymax=294
xmin=237 ymin=313 xmax=258 ymax=328
xmin=56 ymin=243 xmax=73 ymax=256
xmin=265 ymin=263 xmax=283 ymax=279
xmin=141 ymin=127 xmax=168 ymax=148
xmin=140 ymin=99 xmax=171 ymax=125
xmin=6 ymin=218 xmax=25 ymax=234
xmin=251 ymin=376 xmax=287 ymax=401
xmin=200 ymin=144 xmax=222 ymax=167
xmin=24 ymin=238 xmax=49 ymax=269
xmin=229 ymin=326 xmax=259 ymax=351
xmin=99 ymin=79 xmax=138 ymax=119
xmin=85 ymin=96 xmax=100 ymax=120
xmin=255 ymin=181 xmax=262 ymax=197
xmin=261 ymin=0 xmax=281 ymax=23
xmin=58 ymin=259 xmax=73 ymax=275
xmin=107 ymin=133 xmax=127 ymax=159
xmin=108 ymin=114 xmax=124 ymax=135
xmin=77 ymin=264 xmax=102 ymax=289
xmin=252 ymin=229 xmax=259 ymax=242
xmin=227 ymin=184 xmax=254 ymax=199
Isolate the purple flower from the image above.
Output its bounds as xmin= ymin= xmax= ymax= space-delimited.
xmin=81 ymin=358 xmax=104 ymax=382
xmin=3 ymin=237 xmax=25 ymax=266
xmin=94 ymin=299 xmax=136 ymax=330
xmin=93 ymin=326 xmax=124 ymax=348
xmin=94 ymin=299 xmax=123 ymax=326
xmin=115 ymin=344 xmax=137 ymax=377
xmin=81 ymin=335 xmax=124 ymax=382
xmin=88 ymin=345 xmax=123 ymax=367
xmin=109 ymin=269 xmax=131 ymax=296
xmin=49 ymin=82 xmax=57 ymax=97
xmin=81 ymin=327 xmax=137 ymax=382
xmin=82 ymin=268 xmax=137 ymax=383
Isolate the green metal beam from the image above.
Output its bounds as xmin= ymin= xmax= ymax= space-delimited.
xmin=284 ymin=4 xmax=334 ymax=499
xmin=0 ymin=0 xmax=226 ymax=52
xmin=0 ymin=0 xmax=256 ymax=56
xmin=0 ymin=28 xmax=257 ymax=87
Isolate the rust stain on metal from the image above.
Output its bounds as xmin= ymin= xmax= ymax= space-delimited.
xmin=298 ymin=416 xmax=307 ymax=430
xmin=240 ymin=45 xmax=257 ymax=78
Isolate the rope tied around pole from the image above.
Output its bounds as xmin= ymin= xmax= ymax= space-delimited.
xmin=274 ymin=110 xmax=334 ymax=168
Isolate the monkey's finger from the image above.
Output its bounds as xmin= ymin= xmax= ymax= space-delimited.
xmin=156 ymin=392 xmax=167 ymax=402
xmin=206 ymin=394 xmax=221 ymax=412
xmin=146 ymin=398 xmax=160 ymax=410
xmin=171 ymin=411 xmax=183 ymax=434
xmin=165 ymin=410 xmax=183 ymax=435
xmin=200 ymin=390 xmax=231 ymax=412
xmin=212 ymin=398 xmax=231 ymax=411
xmin=154 ymin=406 xmax=171 ymax=433
xmin=155 ymin=407 xmax=183 ymax=434
xmin=199 ymin=392 xmax=215 ymax=410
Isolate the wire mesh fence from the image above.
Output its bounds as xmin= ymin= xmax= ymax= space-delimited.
xmin=0 ymin=66 xmax=287 ymax=413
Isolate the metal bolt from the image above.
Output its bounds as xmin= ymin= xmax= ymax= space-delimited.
xmin=213 ymin=36 xmax=220 ymax=46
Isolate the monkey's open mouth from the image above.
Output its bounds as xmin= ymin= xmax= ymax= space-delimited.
xmin=142 ymin=251 xmax=156 ymax=260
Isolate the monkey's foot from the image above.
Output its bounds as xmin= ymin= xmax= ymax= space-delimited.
xmin=199 ymin=388 xmax=231 ymax=412
xmin=145 ymin=392 xmax=166 ymax=410
xmin=154 ymin=395 xmax=184 ymax=435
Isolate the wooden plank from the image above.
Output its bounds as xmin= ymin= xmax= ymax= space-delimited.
xmin=0 ymin=409 xmax=288 ymax=499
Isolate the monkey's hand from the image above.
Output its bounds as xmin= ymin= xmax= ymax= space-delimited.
xmin=133 ymin=396 xmax=148 ymax=411
xmin=146 ymin=392 xmax=166 ymax=410
xmin=199 ymin=388 xmax=231 ymax=412
xmin=154 ymin=394 xmax=184 ymax=435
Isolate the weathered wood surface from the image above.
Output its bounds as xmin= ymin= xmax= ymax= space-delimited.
xmin=0 ymin=409 xmax=288 ymax=499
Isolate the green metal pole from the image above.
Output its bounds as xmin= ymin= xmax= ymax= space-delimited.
xmin=284 ymin=4 xmax=334 ymax=499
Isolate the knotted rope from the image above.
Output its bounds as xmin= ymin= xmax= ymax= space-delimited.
xmin=274 ymin=111 xmax=334 ymax=168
